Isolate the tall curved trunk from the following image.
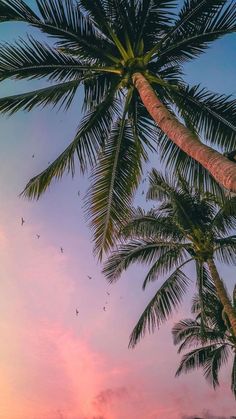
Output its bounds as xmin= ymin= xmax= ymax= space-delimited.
xmin=132 ymin=72 xmax=236 ymax=193
xmin=207 ymin=258 xmax=236 ymax=337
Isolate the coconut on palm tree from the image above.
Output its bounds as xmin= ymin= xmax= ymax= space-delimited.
xmin=0 ymin=1 xmax=236 ymax=257
xmin=103 ymin=169 xmax=236 ymax=345
xmin=173 ymin=287 xmax=236 ymax=397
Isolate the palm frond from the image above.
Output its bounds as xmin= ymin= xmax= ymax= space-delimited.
xmin=146 ymin=0 xmax=228 ymax=60
xmin=204 ymin=344 xmax=230 ymax=388
xmin=135 ymin=0 xmax=176 ymax=51
xmin=175 ymin=344 xmax=228 ymax=389
xmin=171 ymin=84 xmax=236 ymax=151
xmin=211 ymin=196 xmax=236 ymax=235
xmin=103 ymin=240 xmax=180 ymax=283
xmin=196 ymin=263 xmax=215 ymax=295
xmin=0 ymin=36 xmax=88 ymax=82
xmin=0 ymin=0 xmax=116 ymax=63
xmin=147 ymin=168 xmax=177 ymax=201
xmin=129 ymin=267 xmax=190 ymax=347
xmin=87 ymin=106 xmax=144 ymax=258
xmin=173 ymin=319 xmax=202 ymax=345
xmin=158 ymin=1 xmax=236 ymax=64
xmin=79 ymin=0 xmax=129 ymax=60
xmin=121 ymin=209 xmax=184 ymax=241
xmin=0 ymin=80 xmax=81 ymax=113
xmin=173 ymin=319 xmax=223 ymax=354
xmin=83 ymin=73 xmax=115 ymax=112
xmin=157 ymin=133 xmax=226 ymax=200
xmin=37 ymin=0 xmax=118 ymax=62
xmin=22 ymin=87 xmax=120 ymax=199
xmin=0 ymin=0 xmax=39 ymax=22
xmin=214 ymin=236 xmax=236 ymax=265
xmin=142 ymin=253 xmax=191 ymax=290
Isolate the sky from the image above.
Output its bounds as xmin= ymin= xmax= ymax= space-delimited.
xmin=0 ymin=2 xmax=236 ymax=419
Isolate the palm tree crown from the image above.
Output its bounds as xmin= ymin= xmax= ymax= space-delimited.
xmin=0 ymin=1 xmax=236 ymax=257
xmin=173 ymin=288 xmax=236 ymax=397
xmin=103 ymin=170 xmax=236 ymax=347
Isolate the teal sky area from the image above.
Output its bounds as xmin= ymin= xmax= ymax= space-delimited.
xmin=0 ymin=2 xmax=236 ymax=418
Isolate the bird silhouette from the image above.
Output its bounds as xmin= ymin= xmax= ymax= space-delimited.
xmin=36 ymin=234 xmax=40 ymax=239
xmin=21 ymin=217 xmax=25 ymax=226
xmin=78 ymin=191 xmax=80 ymax=196
xmin=87 ymin=275 xmax=92 ymax=279
xmin=103 ymin=306 xmax=106 ymax=311
xmin=76 ymin=309 xmax=79 ymax=316
xmin=60 ymin=247 xmax=64 ymax=253
xmin=32 ymin=154 xmax=34 ymax=158
xmin=106 ymin=292 xmax=110 ymax=296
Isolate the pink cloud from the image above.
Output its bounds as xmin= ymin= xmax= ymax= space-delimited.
xmin=93 ymin=387 xmax=129 ymax=407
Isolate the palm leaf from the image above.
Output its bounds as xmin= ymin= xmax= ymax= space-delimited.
xmin=0 ymin=0 xmax=39 ymax=22
xmin=87 ymin=97 xmax=144 ymax=258
xmin=211 ymin=196 xmax=236 ymax=235
xmin=174 ymin=320 xmax=225 ymax=352
xmin=175 ymin=343 xmax=227 ymax=389
xmin=214 ymin=236 xmax=236 ymax=265
xmin=129 ymin=267 xmax=190 ymax=347
xmin=157 ymin=133 xmax=226 ymax=200
xmin=121 ymin=209 xmax=184 ymax=241
xmin=142 ymin=253 xmax=191 ymax=290
xmin=0 ymin=36 xmax=89 ymax=82
xmin=0 ymin=80 xmax=81 ymax=113
xmin=103 ymin=240 xmax=180 ymax=283
xmin=22 ymin=85 xmax=120 ymax=199
xmin=135 ymin=0 xmax=176 ymax=51
xmin=171 ymin=84 xmax=236 ymax=151
xmin=158 ymin=1 xmax=236 ymax=64
xmin=204 ymin=344 xmax=229 ymax=388
xmin=0 ymin=0 xmax=116 ymax=63
xmin=79 ymin=0 xmax=129 ymax=60
xmin=146 ymin=0 xmax=228 ymax=60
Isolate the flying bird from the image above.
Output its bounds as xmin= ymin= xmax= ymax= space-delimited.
xmin=106 ymin=292 xmax=110 ymax=296
xmin=32 ymin=154 xmax=34 ymax=158
xmin=87 ymin=275 xmax=92 ymax=280
xmin=21 ymin=217 xmax=25 ymax=226
xmin=76 ymin=309 xmax=79 ymax=316
xmin=36 ymin=234 xmax=40 ymax=239
xmin=60 ymin=247 xmax=64 ymax=253
xmin=103 ymin=306 xmax=106 ymax=311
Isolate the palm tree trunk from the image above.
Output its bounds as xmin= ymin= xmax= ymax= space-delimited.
xmin=207 ymin=258 xmax=236 ymax=336
xmin=132 ymin=72 xmax=236 ymax=193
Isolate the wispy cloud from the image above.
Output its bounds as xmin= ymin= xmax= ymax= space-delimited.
xmin=93 ymin=387 xmax=128 ymax=407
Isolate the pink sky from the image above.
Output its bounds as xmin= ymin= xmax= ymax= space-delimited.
xmin=0 ymin=193 xmax=235 ymax=418
xmin=0 ymin=5 xmax=236 ymax=418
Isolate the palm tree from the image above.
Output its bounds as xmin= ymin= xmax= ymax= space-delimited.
xmin=103 ymin=169 xmax=236 ymax=345
xmin=0 ymin=1 xmax=236 ymax=258
xmin=173 ymin=287 xmax=236 ymax=397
